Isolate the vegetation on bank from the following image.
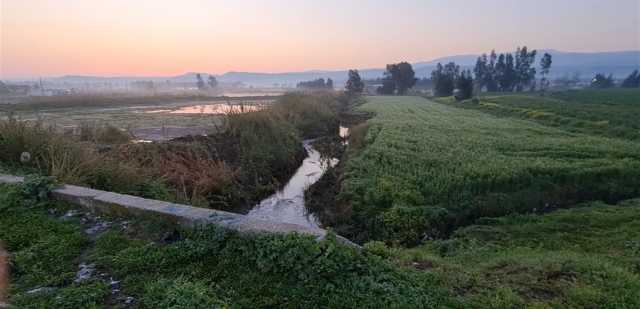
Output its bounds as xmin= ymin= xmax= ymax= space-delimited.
xmin=0 ymin=117 xmax=169 ymax=199
xmin=3 ymin=180 xmax=639 ymax=308
xmin=335 ymin=96 xmax=640 ymax=245
xmin=0 ymin=93 xmax=341 ymax=212
xmin=436 ymin=88 xmax=640 ymax=141
xmin=0 ymin=183 xmax=454 ymax=308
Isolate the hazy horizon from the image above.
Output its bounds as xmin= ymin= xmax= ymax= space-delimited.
xmin=2 ymin=0 xmax=639 ymax=79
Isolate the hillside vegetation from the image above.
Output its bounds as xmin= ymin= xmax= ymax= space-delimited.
xmin=337 ymin=96 xmax=640 ymax=244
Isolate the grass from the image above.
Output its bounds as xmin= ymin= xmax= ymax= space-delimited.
xmin=336 ymin=96 xmax=640 ymax=244
xmin=0 ymin=118 xmax=169 ymax=199
xmin=436 ymin=88 xmax=640 ymax=141
xmin=0 ymin=185 xmax=108 ymax=308
xmin=391 ymin=199 xmax=640 ymax=308
xmin=0 ymin=183 xmax=455 ymax=308
xmin=3 ymin=181 xmax=639 ymax=308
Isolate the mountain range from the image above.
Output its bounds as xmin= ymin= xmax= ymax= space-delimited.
xmin=45 ymin=50 xmax=640 ymax=87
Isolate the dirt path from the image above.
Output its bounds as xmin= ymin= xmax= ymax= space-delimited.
xmin=0 ymin=244 xmax=8 ymax=307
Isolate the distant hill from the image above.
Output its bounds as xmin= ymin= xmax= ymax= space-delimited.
xmin=39 ymin=50 xmax=640 ymax=87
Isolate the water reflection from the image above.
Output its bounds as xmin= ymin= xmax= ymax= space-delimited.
xmin=147 ymin=103 xmax=264 ymax=115
xmin=248 ymin=140 xmax=338 ymax=229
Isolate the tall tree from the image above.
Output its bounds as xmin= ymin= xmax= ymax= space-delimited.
xmin=345 ymin=69 xmax=365 ymax=96
xmin=486 ymin=50 xmax=498 ymax=92
xmin=495 ymin=53 xmax=517 ymax=92
xmin=514 ymin=46 xmax=537 ymax=91
xmin=539 ymin=53 xmax=553 ymax=91
xmin=474 ymin=54 xmax=488 ymax=91
xmin=207 ymin=76 xmax=218 ymax=89
xmin=432 ymin=62 xmax=459 ymax=97
xmin=196 ymin=73 xmax=206 ymax=90
xmin=621 ymin=70 xmax=640 ymax=88
xmin=385 ymin=62 xmax=417 ymax=95
xmin=377 ymin=77 xmax=396 ymax=95
xmin=591 ymin=73 xmax=615 ymax=88
xmin=326 ymin=78 xmax=334 ymax=90
xmin=455 ymin=70 xmax=474 ymax=100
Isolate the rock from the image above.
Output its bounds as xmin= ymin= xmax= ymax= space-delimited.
xmin=85 ymin=221 xmax=111 ymax=236
xmin=74 ymin=263 xmax=95 ymax=283
xmin=26 ymin=287 xmax=57 ymax=295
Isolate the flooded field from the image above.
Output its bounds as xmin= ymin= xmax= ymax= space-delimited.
xmin=2 ymin=97 xmax=275 ymax=141
xmin=147 ymin=102 xmax=265 ymax=115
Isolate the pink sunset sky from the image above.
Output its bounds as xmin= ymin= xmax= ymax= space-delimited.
xmin=1 ymin=0 xmax=638 ymax=78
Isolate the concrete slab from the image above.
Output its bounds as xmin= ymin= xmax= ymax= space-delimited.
xmin=0 ymin=173 xmax=359 ymax=247
xmin=0 ymin=175 xmax=24 ymax=184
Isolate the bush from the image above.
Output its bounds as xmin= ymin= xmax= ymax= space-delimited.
xmin=381 ymin=206 xmax=452 ymax=246
xmin=270 ymin=92 xmax=339 ymax=138
xmin=79 ymin=123 xmax=132 ymax=144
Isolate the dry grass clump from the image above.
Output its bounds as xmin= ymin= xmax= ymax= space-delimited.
xmin=79 ymin=123 xmax=132 ymax=144
xmin=0 ymin=118 xmax=167 ymax=199
xmin=116 ymin=142 xmax=240 ymax=209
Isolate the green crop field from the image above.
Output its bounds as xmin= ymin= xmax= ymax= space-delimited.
xmin=436 ymin=88 xmax=640 ymax=140
xmin=391 ymin=198 xmax=640 ymax=308
xmin=338 ymin=96 xmax=640 ymax=244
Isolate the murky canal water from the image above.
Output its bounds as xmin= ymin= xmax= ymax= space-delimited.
xmin=248 ymin=126 xmax=349 ymax=229
xmin=248 ymin=140 xmax=338 ymax=229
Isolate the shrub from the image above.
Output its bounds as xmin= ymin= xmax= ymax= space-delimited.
xmin=79 ymin=123 xmax=132 ymax=144
xmin=270 ymin=92 xmax=339 ymax=138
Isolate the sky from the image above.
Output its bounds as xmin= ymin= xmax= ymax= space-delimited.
xmin=1 ymin=0 xmax=639 ymax=78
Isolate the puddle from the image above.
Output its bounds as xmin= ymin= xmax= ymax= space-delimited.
xmin=248 ymin=140 xmax=338 ymax=229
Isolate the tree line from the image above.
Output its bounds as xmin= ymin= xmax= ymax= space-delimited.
xmin=470 ymin=47 xmax=548 ymax=93
xmin=337 ymin=49 xmax=639 ymax=100
xmin=196 ymin=73 xmax=218 ymax=90
xmin=297 ymin=78 xmax=334 ymax=90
